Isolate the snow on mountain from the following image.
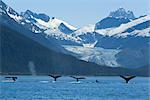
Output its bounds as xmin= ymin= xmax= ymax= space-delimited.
xmin=71 ymin=24 xmax=97 ymax=47
xmin=95 ymin=17 xmax=130 ymax=30
xmin=34 ymin=17 xmax=77 ymax=31
xmin=110 ymin=28 xmax=150 ymax=38
xmin=44 ymin=29 xmax=82 ymax=44
xmin=63 ymin=45 xmax=121 ymax=67
xmin=108 ymin=15 xmax=149 ymax=35
xmin=37 ymin=18 xmax=82 ymax=44
xmin=0 ymin=1 xmax=73 ymax=53
xmin=95 ymin=8 xmax=135 ymax=30
xmin=109 ymin=7 xmax=135 ymax=20
xmin=0 ymin=1 xmax=22 ymax=22
xmin=0 ymin=2 xmax=43 ymax=34
xmin=6 ymin=7 xmax=23 ymax=22
xmin=70 ymin=13 xmax=149 ymax=68
xmin=72 ymin=24 xmax=95 ymax=36
xmin=1 ymin=1 xmax=80 ymax=46
xmin=49 ymin=17 xmax=77 ymax=31
xmin=132 ymin=28 xmax=150 ymax=37
xmin=82 ymin=41 xmax=98 ymax=48
xmin=21 ymin=10 xmax=50 ymax=22
xmin=1 ymin=1 xmax=149 ymax=68
xmin=20 ymin=10 xmax=81 ymax=45
xmin=95 ymin=8 xmax=136 ymax=30
xmin=95 ymin=15 xmax=150 ymax=37
xmin=37 ymin=17 xmax=77 ymax=34
xmin=21 ymin=10 xmax=77 ymax=34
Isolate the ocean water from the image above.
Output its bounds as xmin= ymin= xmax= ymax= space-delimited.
xmin=0 ymin=76 xmax=150 ymax=100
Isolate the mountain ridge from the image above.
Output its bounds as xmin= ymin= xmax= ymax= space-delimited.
xmin=0 ymin=0 xmax=149 ymax=71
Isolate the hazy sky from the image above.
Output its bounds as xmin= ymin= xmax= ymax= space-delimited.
xmin=3 ymin=0 xmax=149 ymax=28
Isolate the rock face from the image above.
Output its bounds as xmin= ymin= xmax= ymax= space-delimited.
xmin=21 ymin=10 xmax=50 ymax=22
xmin=95 ymin=8 xmax=135 ymax=30
xmin=109 ymin=8 xmax=135 ymax=20
xmin=95 ymin=17 xmax=130 ymax=29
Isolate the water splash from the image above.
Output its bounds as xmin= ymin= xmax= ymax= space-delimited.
xmin=28 ymin=61 xmax=36 ymax=75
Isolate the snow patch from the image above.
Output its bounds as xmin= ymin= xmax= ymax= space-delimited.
xmin=107 ymin=15 xmax=150 ymax=36
xmin=34 ymin=17 xmax=77 ymax=31
xmin=72 ymin=24 xmax=95 ymax=37
xmin=82 ymin=41 xmax=98 ymax=48
xmin=6 ymin=7 xmax=23 ymax=22
xmin=95 ymin=15 xmax=150 ymax=37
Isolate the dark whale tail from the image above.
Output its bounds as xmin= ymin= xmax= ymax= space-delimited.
xmin=70 ymin=76 xmax=85 ymax=82
xmin=96 ymin=80 xmax=99 ymax=83
xmin=119 ymin=75 xmax=136 ymax=83
xmin=5 ymin=77 xmax=17 ymax=82
xmin=48 ymin=75 xmax=61 ymax=81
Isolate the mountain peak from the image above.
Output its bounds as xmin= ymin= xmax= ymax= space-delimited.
xmin=21 ymin=10 xmax=50 ymax=22
xmin=109 ymin=8 xmax=135 ymax=20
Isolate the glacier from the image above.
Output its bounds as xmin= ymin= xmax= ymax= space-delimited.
xmin=63 ymin=45 xmax=121 ymax=67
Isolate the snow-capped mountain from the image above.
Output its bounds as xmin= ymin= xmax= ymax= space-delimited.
xmin=95 ymin=15 xmax=150 ymax=37
xmin=95 ymin=8 xmax=135 ymax=30
xmin=70 ymin=8 xmax=149 ymax=68
xmin=95 ymin=17 xmax=130 ymax=30
xmin=3 ymin=1 xmax=124 ymax=76
xmin=1 ymin=0 xmax=149 ymax=69
xmin=0 ymin=1 xmax=81 ymax=46
xmin=20 ymin=10 xmax=81 ymax=45
xmin=0 ymin=1 xmax=71 ymax=53
xmin=0 ymin=2 xmax=43 ymax=34
xmin=71 ymin=24 xmax=97 ymax=47
xmin=73 ymin=13 xmax=149 ymax=41
xmin=21 ymin=10 xmax=77 ymax=34
xmin=109 ymin=7 xmax=135 ymax=20
xmin=72 ymin=24 xmax=95 ymax=37
xmin=21 ymin=10 xmax=50 ymax=22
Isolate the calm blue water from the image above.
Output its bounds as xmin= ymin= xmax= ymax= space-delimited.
xmin=0 ymin=76 xmax=150 ymax=100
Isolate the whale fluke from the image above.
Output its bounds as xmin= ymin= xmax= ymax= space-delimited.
xmin=48 ymin=75 xmax=61 ymax=81
xmin=5 ymin=77 xmax=17 ymax=82
xmin=119 ymin=75 xmax=136 ymax=83
xmin=70 ymin=76 xmax=85 ymax=82
xmin=96 ymin=80 xmax=99 ymax=83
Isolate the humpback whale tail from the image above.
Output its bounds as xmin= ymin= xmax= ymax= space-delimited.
xmin=96 ymin=80 xmax=99 ymax=83
xmin=119 ymin=75 xmax=136 ymax=83
xmin=48 ymin=75 xmax=61 ymax=81
xmin=70 ymin=76 xmax=85 ymax=82
xmin=5 ymin=77 xmax=17 ymax=82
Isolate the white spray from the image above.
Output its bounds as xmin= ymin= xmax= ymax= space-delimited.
xmin=28 ymin=61 xmax=36 ymax=75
